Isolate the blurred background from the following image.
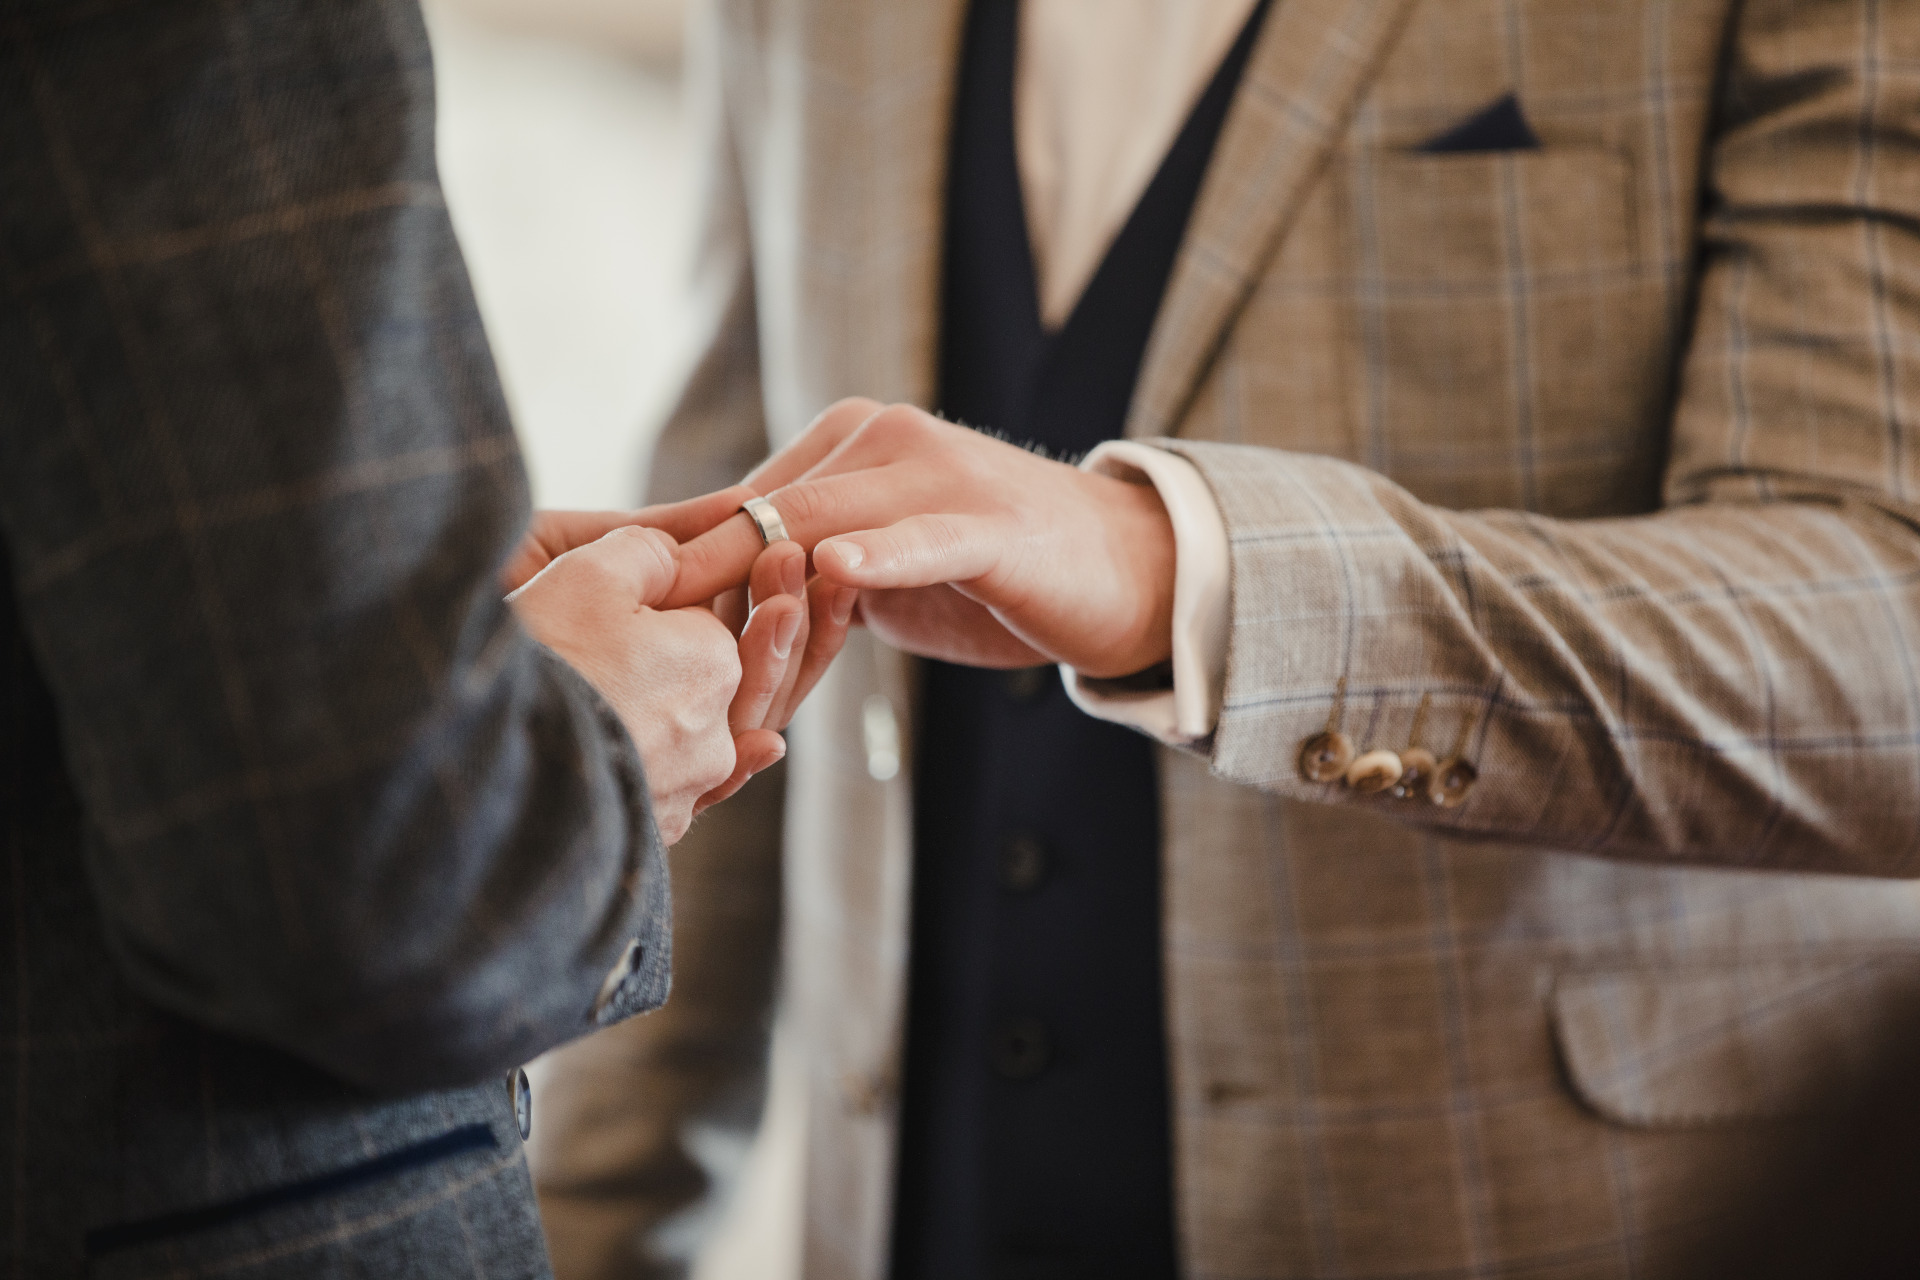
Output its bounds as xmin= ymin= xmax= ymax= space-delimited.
xmin=420 ymin=0 xmax=802 ymax=1274
xmin=425 ymin=0 xmax=688 ymax=513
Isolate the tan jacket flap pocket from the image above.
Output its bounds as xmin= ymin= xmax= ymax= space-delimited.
xmin=1553 ymin=960 xmax=1920 ymax=1127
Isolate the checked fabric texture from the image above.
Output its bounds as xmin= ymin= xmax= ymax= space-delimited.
xmin=1 ymin=0 xmax=672 ymax=1274
xmin=528 ymin=0 xmax=1920 ymax=1278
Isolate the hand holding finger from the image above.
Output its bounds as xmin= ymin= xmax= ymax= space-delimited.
xmin=507 ymin=524 xmax=681 ymax=625
xmin=501 ymin=509 xmax=647 ymax=594
xmin=501 ymin=488 xmax=762 ymax=596
xmin=662 ymin=468 xmax=942 ymax=607
xmin=507 ymin=524 xmax=747 ymax=844
xmin=662 ymin=400 xmax=1177 ymax=679
xmin=629 ymin=485 xmax=763 ymax=544
xmin=667 ymin=415 xmax=990 ymax=606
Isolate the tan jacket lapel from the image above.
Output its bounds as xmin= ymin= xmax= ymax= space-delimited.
xmin=1127 ymin=0 xmax=1420 ymax=439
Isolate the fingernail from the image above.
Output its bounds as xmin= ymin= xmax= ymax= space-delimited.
xmin=827 ymin=539 xmax=865 ymax=570
xmin=774 ymin=610 xmax=802 ymax=657
xmin=831 ymin=587 xmax=858 ymax=625
xmin=782 ymin=552 xmax=805 ymax=598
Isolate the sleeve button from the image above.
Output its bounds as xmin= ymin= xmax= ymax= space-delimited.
xmin=1428 ymin=758 xmax=1478 ymax=808
xmin=1298 ymin=731 xmax=1354 ymax=782
xmin=1345 ymin=748 xmax=1403 ymax=793
xmin=1392 ymin=748 xmax=1436 ymax=799
xmin=509 ymin=1067 xmax=532 ymax=1141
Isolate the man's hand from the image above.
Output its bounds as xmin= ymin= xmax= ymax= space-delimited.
xmin=506 ymin=496 xmax=861 ymax=734
xmin=500 ymin=491 xmax=754 ymax=596
xmin=663 ymin=399 xmax=1179 ymax=678
xmin=506 ymin=525 xmax=800 ymax=845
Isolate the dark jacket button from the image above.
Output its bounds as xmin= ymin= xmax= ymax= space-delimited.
xmin=1004 ymin=666 xmax=1050 ymax=703
xmin=989 ymin=1017 xmax=1052 ymax=1080
xmin=510 ymin=1067 xmax=532 ymax=1141
xmin=999 ymin=833 xmax=1050 ymax=892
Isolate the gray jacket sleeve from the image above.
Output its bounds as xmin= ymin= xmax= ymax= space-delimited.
xmin=0 ymin=0 xmax=670 ymax=1092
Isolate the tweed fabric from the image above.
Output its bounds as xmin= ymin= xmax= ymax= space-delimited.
xmin=528 ymin=0 xmax=1920 ymax=1278
xmin=0 ymin=0 xmax=673 ymax=1274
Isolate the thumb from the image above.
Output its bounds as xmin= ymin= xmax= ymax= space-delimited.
xmin=812 ymin=513 xmax=1004 ymax=590
xmin=591 ymin=524 xmax=682 ymax=607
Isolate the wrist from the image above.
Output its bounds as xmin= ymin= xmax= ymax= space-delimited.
xmin=1071 ymin=470 xmax=1177 ymax=679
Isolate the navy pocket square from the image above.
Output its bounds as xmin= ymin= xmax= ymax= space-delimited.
xmin=1415 ymin=92 xmax=1541 ymax=154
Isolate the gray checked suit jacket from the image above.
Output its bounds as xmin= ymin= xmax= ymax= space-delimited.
xmin=0 ymin=1 xmax=672 ymax=1275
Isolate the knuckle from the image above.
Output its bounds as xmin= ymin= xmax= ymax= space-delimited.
xmin=554 ymin=546 xmax=621 ymax=595
xmin=612 ymin=522 xmax=666 ymax=547
xmin=953 ymin=437 xmax=1002 ymax=483
xmin=611 ymin=523 xmax=677 ymax=570
xmin=813 ymin=397 xmax=882 ymax=443
xmin=714 ymin=642 xmax=744 ymax=689
xmin=644 ymin=535 xmax=681 ymax=583
xmin=669 ymin=534 xmax=720 ymax=584
xmin=867 ymin=403 xmax=927 ymax=447
xmin=698 ymin=735 xmax=737 ymax=791
xmin=821 ymin=395 xmax=881 ymax=422
xmin=692 ymin=627 xmax=743 ymax=693
xmin=923 ymin=513 xmax=968 ymax=558
xmin=770 ymin=479 xmax=824 ymax=529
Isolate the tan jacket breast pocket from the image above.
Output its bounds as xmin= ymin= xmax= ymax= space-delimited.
xmin=1332 ymin=146 xmax=1673 ymax=517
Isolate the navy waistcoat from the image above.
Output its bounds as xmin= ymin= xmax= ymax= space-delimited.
xmin=889 ymin=3 xmax=1272 ymax=1278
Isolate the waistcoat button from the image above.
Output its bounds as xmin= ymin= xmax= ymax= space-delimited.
xmin=989 ymin=1017 xmax=1052 ymax=1079
xmin=999 ymin=833 xmax=1051 ymax=892
xmin=1005 ymin=666 xmax=1051 ymax=703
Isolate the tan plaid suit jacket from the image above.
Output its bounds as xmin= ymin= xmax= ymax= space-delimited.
xmin=529 ymin=0 xmax=1920 ymax=1276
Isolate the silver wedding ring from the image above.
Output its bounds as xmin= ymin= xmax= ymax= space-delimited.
xmin=740 ymin=495 xmax=791 ymax=546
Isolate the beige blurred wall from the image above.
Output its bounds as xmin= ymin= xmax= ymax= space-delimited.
xmin=443 ymin=0 xmax=686 ymax=67
xmin=425 ymin=0 xmax=691 ymax=512
xmin=422 ymin=2 xmax=805 ymax=1277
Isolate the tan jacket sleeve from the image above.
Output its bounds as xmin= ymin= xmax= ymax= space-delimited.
xmin=1173 ymin=0 xmax=1920 ymax=877
xmin=529 ymin=6 xmax=786 ymax=1275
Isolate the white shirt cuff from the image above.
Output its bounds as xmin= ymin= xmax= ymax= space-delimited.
xmin=1060 ymin=441 xmax=1229 ymax=744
